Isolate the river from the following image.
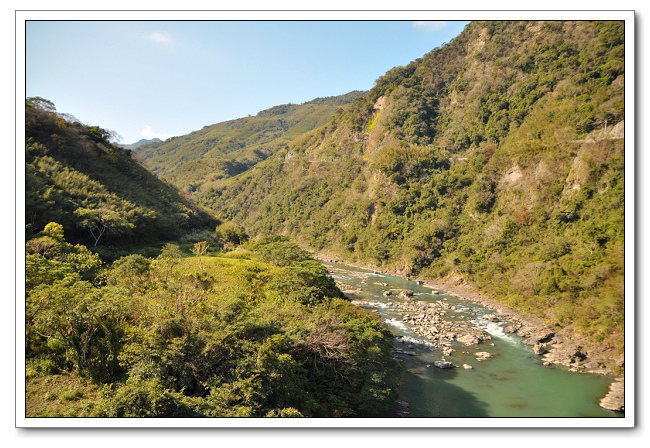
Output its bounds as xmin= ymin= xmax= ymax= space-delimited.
xmin=324 ymin=261 xmax=623 ymax=419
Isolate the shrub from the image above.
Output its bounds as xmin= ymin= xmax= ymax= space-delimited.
xmin=93 ymin=377 xmax=200 ymax=417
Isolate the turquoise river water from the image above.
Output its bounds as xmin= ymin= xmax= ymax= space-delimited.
xmin=325 ymin=261 xmax=623 ymax=419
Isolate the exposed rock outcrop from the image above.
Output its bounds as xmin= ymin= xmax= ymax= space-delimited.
xmin=599 ymin=378 xmax=624 ymax=412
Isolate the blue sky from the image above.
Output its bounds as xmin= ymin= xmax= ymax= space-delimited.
xmin=25 ymin=20 xmax=469 ymax=144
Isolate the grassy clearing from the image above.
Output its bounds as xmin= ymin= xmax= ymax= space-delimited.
xmin=25 ymin=373 xmax=102 ymax=417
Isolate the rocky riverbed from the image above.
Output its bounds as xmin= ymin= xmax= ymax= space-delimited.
xmin=418 ymin=278 xmax=625 ymax=412
xmin=320 ymin=255 xmax=625 ymax=413
xmin=351 ymin=296 xmax=496 ymax=363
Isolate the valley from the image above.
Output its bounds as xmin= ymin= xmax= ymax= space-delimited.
xmin=24 ymin=20 xmax=627 ymax=421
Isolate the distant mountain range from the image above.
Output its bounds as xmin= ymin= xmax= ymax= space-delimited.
xmin=131 ymin=91 xmax=366 ymax=193
xmin=121 ymin=137 xmax=162 ymax=149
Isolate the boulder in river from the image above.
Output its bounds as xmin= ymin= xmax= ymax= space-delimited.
xmin=394 ymin=347 xmax=418 ymax=356
xmin=456 ymin=334 xmax=481 ymax=346
xmin=399 ymin=289 xmax=414 ymax=298
xmin=434 ymin=360 xmax=455 ymax=369
xmin=442 ymin=347 xmax=455 ymax=357
xmin=525 ymin=329 xmax=555 ymax=344
xmin=503 ymin=323 xmax=522 ymax=333
xmin=475 ymin=351 xmax=494 ymax=361
xmin=533 ymin=343 xmax=548 ymax=355
xmin=455 ymin=327 xmax=492 ymax=346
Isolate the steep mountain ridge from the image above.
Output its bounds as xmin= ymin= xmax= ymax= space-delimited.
xmin=25 ymin=102 xmax=219 ymax=250
xmin=197 ymin=20 xmax=625 ymax=362
xmin=133 ymin=91 xmax=366 ymax=193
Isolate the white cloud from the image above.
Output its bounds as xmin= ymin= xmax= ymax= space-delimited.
xmin=413 ymin=21 xmax=448 ymax=32
xmin=148 ymin=32 xmax=171 ymax=43
xmin=141 ymin=125 xmax=175 ymax=141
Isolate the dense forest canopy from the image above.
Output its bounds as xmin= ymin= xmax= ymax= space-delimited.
xmin=26 ymin=228 xmax=399 ymax=417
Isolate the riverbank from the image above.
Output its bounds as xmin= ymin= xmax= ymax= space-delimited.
xmin=423 ymin=277 xmax=625 ymax=413
xmin=314 ymin=252 xmax=625 ymax=413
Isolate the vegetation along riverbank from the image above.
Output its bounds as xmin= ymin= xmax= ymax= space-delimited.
xmin=316 ymin=252 xmax=624 ymax=413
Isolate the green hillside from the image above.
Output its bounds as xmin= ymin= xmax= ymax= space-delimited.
xmin=24 ymin=97 xmax=399 ymax=418
xmin=133 ymin=91 xmax=366 ymax=193
xmin=199 ymin=21 xmax=625 ymax=359
xmin=25 ymin=99 xmax=219 ymax=251
xmin=26 ymin=233 xmax=399 ymax=417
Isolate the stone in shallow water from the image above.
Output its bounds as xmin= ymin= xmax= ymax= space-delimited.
xmin=456 ymin=328 xmax=492 ymax=346
xmin=442 ymin=347 xmax=455 ymax=357
xmin=434 ymin=360 xmax=455 ymax=369
xmin=533 ymin=343 xmax=548 ymax=355
xmin=503 ymin=324 xmax=521 ymax=333
xmin=456 ymin=334 xmax=480 ymax=346
xmin=474 ymin=351 xmax=494 ymax=361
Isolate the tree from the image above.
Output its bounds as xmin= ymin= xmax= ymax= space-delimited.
xmin=42 ymin=222 xmax=65 ymax=241
xmin=155 ymin=243 xmax=183 ymax=281
xmin=26 ymin=96 xmax=56 ymax=111
xmin=191 ymin=241 xmax=210 ymax=257
xmin=107 ymin=254 xmax=151 ymax=292
xmin=74 ymin=207 xmax=134 ymax=246
xmin=92 ymin=377 xmax=199 ymax=417
xmin=191 ymin=241 xmax=210 ymax=273
xmin=215 ymin=221 xmax=248 ymax=246
xmin=254 ymin=240 xmax=311 ymax=267
xmin=25 ymin=253 xmax=74 ymax=293
xmin=86 ymin=126 xmax=123 ymax=145
xmin=28 ymin=279 xmax=133 ymax=378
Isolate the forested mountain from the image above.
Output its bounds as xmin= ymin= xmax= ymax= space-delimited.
xmin=198 ymin=21 xmax=625 ymax=359
xmin=25 ymin=97 xmax=399 ymax=418
xmin=133 ymin=91 xmax=366 ymax=193
xmin=25 ymin=100 xmax=219 ymax=251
